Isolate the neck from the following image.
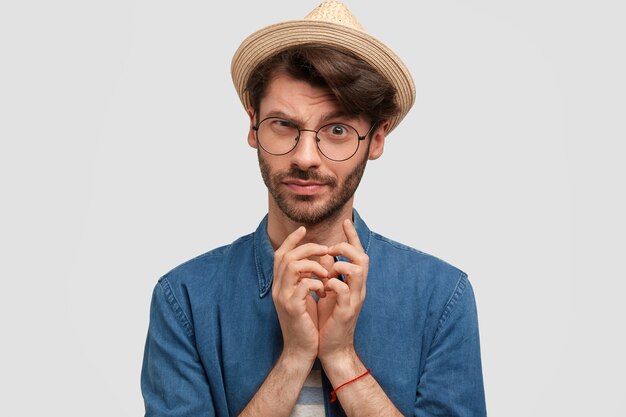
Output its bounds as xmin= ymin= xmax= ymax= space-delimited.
xmin=266 ymin=196 xmax=354 ymax=250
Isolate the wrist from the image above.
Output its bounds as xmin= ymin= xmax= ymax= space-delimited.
xmin=319 ymin=348 xmax=367 ymax=386
xmin=278 ymin=348 xmax=316 ymax=373
xmin=318 ymin=344 xmax=356 ymax=367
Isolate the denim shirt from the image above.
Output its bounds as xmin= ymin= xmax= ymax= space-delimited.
xmin=141 ymin=210 xmax=486 ymax=416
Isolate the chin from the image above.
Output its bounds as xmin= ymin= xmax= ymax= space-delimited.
xmin=278 ymin=198 xmax=347 ymax=225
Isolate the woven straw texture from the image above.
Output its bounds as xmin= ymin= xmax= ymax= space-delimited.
xmin=231 ymin=1 xmax=415 ymax=135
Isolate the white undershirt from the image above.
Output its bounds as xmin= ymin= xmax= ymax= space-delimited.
xmin=291 ymin=360 xmax=325 ymax=417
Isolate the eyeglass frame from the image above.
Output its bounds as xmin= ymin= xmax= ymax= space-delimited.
xmin=252 ymin=116 xmax=378 ymax=162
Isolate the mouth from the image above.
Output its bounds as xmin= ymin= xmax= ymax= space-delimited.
xmin=282 ymin=179 xmax=328 ymax=196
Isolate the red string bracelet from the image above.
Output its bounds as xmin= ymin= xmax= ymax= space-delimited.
xmin=330 ymin=368 xmax=371 ymax=403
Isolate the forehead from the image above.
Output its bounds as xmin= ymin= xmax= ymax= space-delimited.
xmin=259 ymin=74 xmax=364 ymax=125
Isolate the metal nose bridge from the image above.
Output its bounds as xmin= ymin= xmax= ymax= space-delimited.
xmin=294 ymin=128 xmax=321 ymax=150
xmin=296 ymin=128 xmax=320 ymax=141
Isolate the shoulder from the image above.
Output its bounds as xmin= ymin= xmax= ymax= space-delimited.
xmin=146 ymin=232 xmax=258 ymax=338
xmin=367 ymin=231 xmax=472 ymax=308
xmin=369 ymin=231 xmax=467 ymax=280
xmin=149 ymin=233 xmax=256 ymax=332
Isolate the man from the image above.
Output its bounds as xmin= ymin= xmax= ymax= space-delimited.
xmin=141 ymin=2 xmax=486 ymax=416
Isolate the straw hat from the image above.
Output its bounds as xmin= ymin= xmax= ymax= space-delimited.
xmin=231 ymin=1 xmax=415 ymax=135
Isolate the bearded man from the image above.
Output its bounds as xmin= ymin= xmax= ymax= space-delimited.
xmin=141 ymin=2 xmax=486 ymax=416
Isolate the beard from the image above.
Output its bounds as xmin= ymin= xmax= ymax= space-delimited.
xmin=258 ymin=148 xmax=369 ymax=225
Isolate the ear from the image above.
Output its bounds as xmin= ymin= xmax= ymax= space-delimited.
xmin=368 ymin=120 xmax=389 ymax=160
xmin=247 ymin=107 xmax=258 ymax=149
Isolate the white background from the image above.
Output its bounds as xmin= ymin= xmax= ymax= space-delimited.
xmin=1 ymin=0 xmax=624 ymax=415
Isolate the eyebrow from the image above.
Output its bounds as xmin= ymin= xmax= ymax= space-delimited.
xmin=262 ymin=109 xmax=359 ymax=126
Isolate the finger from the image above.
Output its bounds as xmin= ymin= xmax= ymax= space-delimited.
xmin=342 ymin=219 xmax=364 ymax=251
xmin=319 ymin=258 xmax=343 ymax=280
xmin=276 ymin=258 xmax=327 ymax=295
xmin=277 ymin=243 xmax=329 ymax=285
xmin=330 ymin=261 xmax=365 ymax=294
xmin=282 ymin=259 xmax=329 ymax=288
xmin=317 ymin=254 xmax=336 ymax=285
xmin=286 ymin=242 xmax=329 ymax=262
xmin=273 ymin=227 xmax=306 ymax=288
xmin=275 ymin=226 xmax=307 ymax=260
xmin=292 ymin=278 xmax=326 ymax=301
xmin=324 ymin=278 xmax=350 ymax=309
xmin=318 ymin=254 xmax=335 ymax=274
xmin=297 ymin=272 xmax=331 ymax=280
xmin=328 ymin=242 xmax=368 ymax=267
xmin=330 ymin=261 xmax=362 ymax=280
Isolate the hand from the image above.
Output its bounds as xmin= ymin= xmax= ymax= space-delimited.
xmin=317 ymin=219 xmax=369 ymax=363
xmin=272 ymin=226 xmax=329 ymax=363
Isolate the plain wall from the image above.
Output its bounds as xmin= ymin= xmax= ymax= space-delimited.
xmin=1 ymin=0 xmax=624 ymax=415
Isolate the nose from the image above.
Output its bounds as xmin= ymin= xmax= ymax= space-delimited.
xmin=291 ymin=129 xmax=322 ymax=170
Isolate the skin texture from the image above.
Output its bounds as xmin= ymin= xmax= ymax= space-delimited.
xmin=238 ymin=74 xmax=401 ymax=417
xmin=258 ymin=149 xmax=369 ymax=226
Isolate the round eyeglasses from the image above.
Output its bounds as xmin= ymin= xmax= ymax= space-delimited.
xmin=253 ymin=117 xmax=377 ymax=162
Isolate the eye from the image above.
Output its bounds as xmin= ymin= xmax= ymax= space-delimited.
xmin=270 ymin=119 xmax=294 ymax=128
xmin=332 ymin=125 xmax=346 ymax=135
xmin=276 ymin=119 xmax=293 ymax=127
xmin=326 ymin=124 xmax=349 ymax=137
xmin=265 ymin=118 xmax=297 ymax=134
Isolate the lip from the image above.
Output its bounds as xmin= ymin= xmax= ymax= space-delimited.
xmin=282 ymin=179 xmax=327 ymax=195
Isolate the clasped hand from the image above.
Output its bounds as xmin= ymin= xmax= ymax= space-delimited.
xmin=272 ymin=219 xmax=368 ymax=365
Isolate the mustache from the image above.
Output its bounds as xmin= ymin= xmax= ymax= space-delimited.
xmin=276 ymin=168 xmax=337 ymax=186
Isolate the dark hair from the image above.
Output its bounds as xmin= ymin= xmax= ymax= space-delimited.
xmin=245 ymin=44 xmax=399 ymax=124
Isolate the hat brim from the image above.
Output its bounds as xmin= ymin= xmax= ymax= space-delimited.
xmin=231 ymin=20 xmax=415 ymax=135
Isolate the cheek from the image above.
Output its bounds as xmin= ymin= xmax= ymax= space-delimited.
xmin=325 ymin=164 xmax=349 ymax=183
xmin=259 ymin=153 xmax=287 ymax=176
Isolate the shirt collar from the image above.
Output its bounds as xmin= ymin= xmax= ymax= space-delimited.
xmin=253 ymin=209 xmax=372 ymax=298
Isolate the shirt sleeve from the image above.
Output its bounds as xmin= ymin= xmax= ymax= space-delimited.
xmin=414 ymin=274 xmax=487 ymax=417
xmin=141 ymin=277 xmax=216 ymax=417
